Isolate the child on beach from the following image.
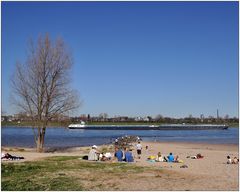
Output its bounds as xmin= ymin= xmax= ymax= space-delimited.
xmin=227 ymin=156 xmax=232 ymax=164
xmin=145 ymin=145 xmax=149 ymax=155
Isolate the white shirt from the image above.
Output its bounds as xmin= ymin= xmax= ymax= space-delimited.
xmin=88 ymin=149 xmax=98 ymax=161
xmin=1 ymin=152 xmax=6 ymax=158
xmin=136 ymin=143 xmax=142 ymax=150
xmin=156 ymin=156 xmax=164 ymax=162
xmin=227 ymin=158 xmax=232 ymax=164
xmin=105 ymin=152 xmax=112 ymax=158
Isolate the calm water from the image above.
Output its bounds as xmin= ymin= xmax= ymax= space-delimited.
xmin=1 ymin=126 xmax=239 ymax=148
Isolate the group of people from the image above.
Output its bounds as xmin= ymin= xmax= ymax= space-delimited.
xmin=115 ymin=147 xmax=134 ymax=162
xmin=154 ymin=152 xmax=183 ymax=163
xmin=88 ymin=144 xmax=135 ymax=163
xmin=227 ymin=156 xmax=239 ymax=164
xmin=88 ymin=140 xmax=240 ymax=166
xmin=88 ymin=145 xmax=112 ymax=161
xmin=84 ymin=140 xmax=240 ymax=168
xmin=113 ymin=141 xmax=142 ymax=162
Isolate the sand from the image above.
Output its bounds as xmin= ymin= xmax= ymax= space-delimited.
xmin=2 ymin=141 xmax=239 ymax=190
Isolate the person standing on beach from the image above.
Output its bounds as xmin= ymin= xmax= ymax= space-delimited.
xmin=136 ymin=141 xmax=142 ymax=159
xmin=145 ymin=145 xmax=149 ymax=155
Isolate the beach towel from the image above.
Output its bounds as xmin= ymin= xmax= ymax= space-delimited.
xmin=176 ymin=160 xmax=184 ymax=163
xmin=147 ymin=159 xmax=156 ymax=163
xmin=148 ymin=155 xmax=156 ymax=160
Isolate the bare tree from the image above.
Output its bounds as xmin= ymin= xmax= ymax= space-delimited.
xmin=99 ymin=113 xmax=108 ymax=120
xmin=155 ymin=114 xmax=163 ymax=121
xmin=11 ymin=34 xmax=80 ymax=152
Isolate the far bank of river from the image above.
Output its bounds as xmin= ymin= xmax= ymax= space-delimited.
xmin=1 ymin=121 xmax=239 ymax=128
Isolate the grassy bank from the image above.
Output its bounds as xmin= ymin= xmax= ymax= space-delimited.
xmin=2 ymin=156 xmax=158 ymax=191
xmin=228 ymin=123 xmax=239 ymax=128
xmin=1 ymin=121 xmax=70 ymax=128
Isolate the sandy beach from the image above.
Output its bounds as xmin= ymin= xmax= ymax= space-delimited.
xmin=2 ymin=141 xmax=239 ymax=191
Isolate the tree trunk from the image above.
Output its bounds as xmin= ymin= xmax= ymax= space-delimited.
xmin=36 ymin=127 xmax=46 ymax=152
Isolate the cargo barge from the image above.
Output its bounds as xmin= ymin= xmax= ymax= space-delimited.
xmin=68 ymin=123 xmax=228 ymax=130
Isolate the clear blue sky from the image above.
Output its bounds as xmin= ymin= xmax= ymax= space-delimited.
xmin=2 ymin=2 xmax=238 ymax=118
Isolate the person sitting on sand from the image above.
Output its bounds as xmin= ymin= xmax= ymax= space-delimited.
xmin=163 ymin=156 xmax=167 ymax=162
xmin=174 ymin=155 xmax=180 ymax=162
xmin=1 ymin=152 xmax=24 ymax=160
xmin=99 ymin=152 xmax=112 ymax=161
xmin=122 ymin=148 xmax=126 ymax=161
xmin=156 ymin=152 xmax=164 ymax=162
xmin=104 ymin=152 xmax=112 ymax=160
xmin=167 ymin=152 xmax=175 ymax=162
xmin=99 ymin=153 xmax=105 ymax=161
xmin=196 ymin=153 xmax=204 ymax=159
xmin=186 ymin=154 xmax=204 ymax=159
xmin=174 ymin=155 xmax=183 ymax=163
xmin=232 ymin=157 xmax=238 ymax=164
xmin=125 ymin=148 xmax=134 ymax=162
xmin=227 ymin=156 xmax=232 ymax=164
xmin=115 ymin=147 xmax=123 ymax=162
xmin=88 ymin=145 xmax=99 ymax=161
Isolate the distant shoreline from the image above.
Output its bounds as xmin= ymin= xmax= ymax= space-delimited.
xmin=2 ymin=140 xmax=238 ymax=154
xmin=2 ymin=122 xmax=239 ymax=128
xmin=2 ymin=138 xmax=238 ymax=150
xmin=2 ymin=140 xmax=238 ymax=153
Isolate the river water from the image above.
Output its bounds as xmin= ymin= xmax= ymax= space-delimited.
xmin=1 ymin=126 xmax=239 ymax=148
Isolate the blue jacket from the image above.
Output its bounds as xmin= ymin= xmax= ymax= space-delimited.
xmin=125 ymin=151 xmax=134 ymax=162
xmin=167 ymin=154 xmax=174 ymax=162
xmin=115 ymin=150 xmax=123 ymax=161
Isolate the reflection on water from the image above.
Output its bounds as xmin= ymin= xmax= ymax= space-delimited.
xmin=1 ymin=126 xmax=239 ymax=148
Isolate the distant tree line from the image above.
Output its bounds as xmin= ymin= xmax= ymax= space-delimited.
xmin=3 ymin=113 xmax=238 ymax=125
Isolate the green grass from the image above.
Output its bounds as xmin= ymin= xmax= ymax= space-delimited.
xmin=1 ymin=156 xmax=148 ymax=191
xmin=228 ymin=123 xmax=239 ymax=128
xmin=1 ymin=121 xmax=70 ymax=128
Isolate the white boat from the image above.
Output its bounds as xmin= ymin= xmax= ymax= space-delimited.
xmin=68 ymin=122 xmax=228 ymax=130
xmin=149 ymin=125 xmax=157 ymax=128
xmin=68 ymin=121 xmax=86 ymax=128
